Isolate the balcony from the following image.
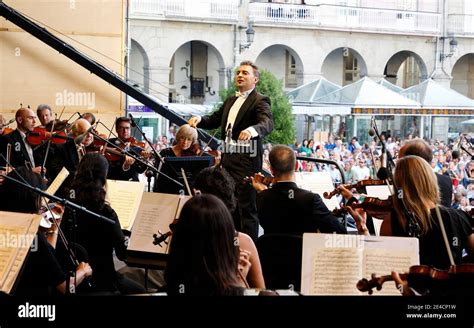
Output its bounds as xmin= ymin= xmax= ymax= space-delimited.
xmin=249 ymin=3 xmax=440 ymax=36
xmin=448 ymin=14 xmax=474 ymax=36
xmin=130 ymin=0 xmax=239 ymax=23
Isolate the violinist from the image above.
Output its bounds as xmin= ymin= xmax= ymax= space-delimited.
xmin=47 ymin=118 xmax=93 ymax=193
xmin=106 ymin=117 xmax=146 ymax=182
xmin=60 ymin=153 xmax=145 ymax=294
xmin=347 ymin=155 xmax=474 ymax=269
xmin=0 ymin=107 xmax=45 ymax=175
xmin=0 ymin=167 xmax=92 ymax=296
xmin=251 ymin=145 xmax=346 ymax=236
xmin=159 ymin=123 xmax=198 ymax=158
xmin=36 ymin=104 xmax=53 ymax=127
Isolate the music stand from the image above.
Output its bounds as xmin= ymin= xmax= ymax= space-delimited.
xmin=153 ymin=156 xmax=213 ymax=195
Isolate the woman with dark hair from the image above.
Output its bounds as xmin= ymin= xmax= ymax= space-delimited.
xmin=165 ymin=194 xmax=250 ymax=295
xmin=0 ymin=167 xmax=92 ymax=296
xmin=193 ymin=167 xmax=265 ymax=289
xmin=60 ymin=153 xmax=143 ymax=294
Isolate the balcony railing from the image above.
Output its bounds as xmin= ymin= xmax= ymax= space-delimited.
xmin=448 ymin=14 xmax=474 ymax=36
xmin=249 ymin=3 xmax=440 ymax=35
xmin=130 ymin=0 xmax=239 ymax=22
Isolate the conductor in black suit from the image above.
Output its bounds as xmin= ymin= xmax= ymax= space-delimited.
xmin=188 ymin=60 xmax=274 ymax=241
xmin=251 ymin=145 xmax=347 ymax=236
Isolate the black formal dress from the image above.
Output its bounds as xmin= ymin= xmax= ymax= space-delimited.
xmin=257 ymin=182 xmax=347 ymax=236
xmin=198 ymin=89 xmax=274 ymax=240
xmin=390 ymin=206 xmax=472 ymax=269
xmin=60 ymin=204 xmax=131 ymax=293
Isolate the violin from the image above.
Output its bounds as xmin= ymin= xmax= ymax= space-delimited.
xmin=1 ymin=127 xmax=13 ymax=135
xmin=152 ymin=218 xmax=178 ymax=247
xmin=26 ymin=119 xmax=70 ymax=146
xmin=0 ymin=118 xmax=15 ymax=135
xmin=323 ymin=179 xmax=387 ymax=199
xmin=357 ymin=264 xmax=474 ymax=295
xmin=332 ymin=196 xmax=392 ymax=217
xmin=243 ymin=173 xmax=278 ymax=186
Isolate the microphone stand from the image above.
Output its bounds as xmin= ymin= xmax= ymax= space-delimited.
xmin=371 ymin=119 xmax=419 ymax=237
xmin=89 ymin=131 xmax=183 ymax=188
xmin=128 ymin=114 xmax=165 ymax=165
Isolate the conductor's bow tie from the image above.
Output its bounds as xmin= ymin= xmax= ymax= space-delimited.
xmin=235 ymin=91 xmax=248 ymax=99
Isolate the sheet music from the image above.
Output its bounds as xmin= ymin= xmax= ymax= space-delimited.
xmin=42 ymin=167 xmax=69 ymax=206
xmin=301 ymin=233 xmax=419 ymax=295
xmin=128 ymin=193 xmax=191 ymax=254
xmin=310 ymin=248 xmax=362 ymax=295
xmin=0 ymin=212 xmax=41 ymax=294
xmin=295 ymin=171 xmax=339 ymax=211
xmin=106 ymin=179 xmax=145 ymax=230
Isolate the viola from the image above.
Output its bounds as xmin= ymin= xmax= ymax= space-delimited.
xmin=357 ymin=264 xmax=474 ymax=295
xmin=323 ymin=179 xmax=387 ymax=199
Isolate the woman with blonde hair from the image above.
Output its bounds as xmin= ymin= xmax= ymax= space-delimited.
xmin=386 ymin=156 xmax=474 ymax=268
xmin=160 ymin=124 xmax=198 ymax=157
xmin=349 ymin=155 xmax=474 ymax=269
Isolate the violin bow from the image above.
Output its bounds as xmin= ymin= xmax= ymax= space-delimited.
xmin=41 ymin=115 xmax=57 ymax=178
xmin=57 ymin=106 xmax=66 ymax=120
xmin=198 ymin=128 xmax=219 ymax=156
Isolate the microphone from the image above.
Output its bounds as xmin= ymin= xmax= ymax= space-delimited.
xmin=74 ymin=126 xmax=93 ymax=144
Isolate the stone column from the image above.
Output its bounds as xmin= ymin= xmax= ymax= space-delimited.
xmin=145 ymin=65 xmax=171 ymax=103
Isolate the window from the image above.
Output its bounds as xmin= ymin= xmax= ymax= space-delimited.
xmin=285 ymin=51 xmax=297 ymax=88
xmin=343 ymin=50 xmax=359 ymax=85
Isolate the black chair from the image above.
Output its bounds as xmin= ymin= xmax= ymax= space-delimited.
xmin=256 ymin=234 xmax=303 ymax=292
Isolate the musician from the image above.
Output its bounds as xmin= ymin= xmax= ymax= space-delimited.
xmin=152 ymin=124 xmax=198 ymax=193
xmin=398 ymin=139 xmax=452 ymax=207
xmin=158 ymin=123 xmax=197 ymax=158
xmin=0 ymin=107 xmax=44 ymax=174
xmin=164 ymin=194 xmax=249 ymax=295
xmin=47 ymin=118 xmax=93 ymax=192
xmin=188 ymin=60 xmax=274 ymax=241
xmin=252 ymin=145 xmax=346 ymax=236
xmin=82 ymin=112 xmax=96 ymax=125
xmin=193 ymin=166 xmax=265 ymax=289
xmin=0 ymin=167 xmax=92 ymax=296
xmin=36 ymin=104 xmax=53 ymax=127
xmin=60 ymin=153 xmax=144 ymax=294
xmin=107 ymin=117 xmax=146 ymax=181
xmin=348 ymin=156 xmax=474 ymax=269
